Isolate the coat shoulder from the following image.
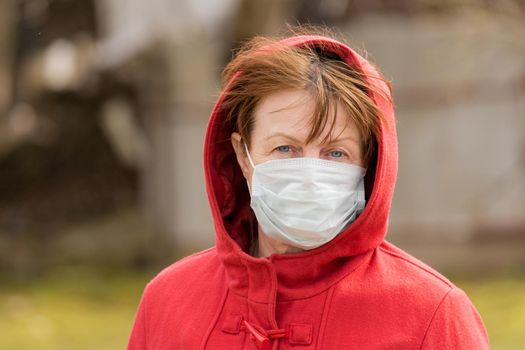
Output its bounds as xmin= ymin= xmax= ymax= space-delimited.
xmin=325 ymin=241 xmax=488 ymax=348
xmin=376 ymin=240 xmax=454 ymax=292
xmin=144 ymin=246 xmax=221 ymax=296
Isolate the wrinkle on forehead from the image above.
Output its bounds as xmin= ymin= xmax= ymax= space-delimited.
xmin=266 ymin=89 xmax=312 ymax=115
xmin=255 ymin=90 xmax=360 ymax=148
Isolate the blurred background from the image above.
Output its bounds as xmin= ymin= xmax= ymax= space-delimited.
xmin=0 ymin=0 xmax=524 ymax=349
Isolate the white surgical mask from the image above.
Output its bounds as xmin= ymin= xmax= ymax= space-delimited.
xmin=244 ymin=142 xmax=366 ymax=250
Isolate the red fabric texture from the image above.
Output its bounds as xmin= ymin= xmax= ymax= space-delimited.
xmin=127 ymin=35 xmax=489 ymax=349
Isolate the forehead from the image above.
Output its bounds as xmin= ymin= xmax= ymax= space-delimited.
xmin=252 ymin=89 xmax=360 ymax=143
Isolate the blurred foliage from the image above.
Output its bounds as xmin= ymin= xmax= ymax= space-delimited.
xmin=0 ymin=268 xmax=523 ymax=349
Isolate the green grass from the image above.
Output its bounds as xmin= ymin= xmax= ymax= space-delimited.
xmin=0 ymin=268 xmax=523 ymax=349
xmin=0 ymin=267 xmax=153 ymax=350
xmin=454 ymin=274 xmax=525 ymax=350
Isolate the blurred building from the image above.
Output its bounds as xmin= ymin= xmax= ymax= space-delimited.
xmin=0 ymin=0 xmax=524 ymax=275
xmin=343 ymin=7 xmax=525 ymax=272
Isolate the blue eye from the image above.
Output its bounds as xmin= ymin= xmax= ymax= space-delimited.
xmin=275 ymin=145 xmax=291 ymax=153
xmin=329 ymin=150 xmax=345 ymax=158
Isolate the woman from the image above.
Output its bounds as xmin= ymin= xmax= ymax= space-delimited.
xmin=127 ymin=30 xmax=489 ymax=349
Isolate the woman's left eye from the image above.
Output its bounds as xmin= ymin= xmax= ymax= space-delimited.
xmin=328 ymin=150 xmax=345 ymax=158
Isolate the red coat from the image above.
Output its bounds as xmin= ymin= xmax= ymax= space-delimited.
xmin=127 ymin=35 xmax=489 ymax=349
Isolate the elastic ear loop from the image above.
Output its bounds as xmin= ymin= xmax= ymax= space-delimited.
xmin=243 ymin=141 xmax=256 ymax=168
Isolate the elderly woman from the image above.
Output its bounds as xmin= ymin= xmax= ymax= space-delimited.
xmin=127 ymin=30 xmax=489 ymax=349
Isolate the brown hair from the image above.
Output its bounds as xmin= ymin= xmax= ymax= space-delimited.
xmin=220 ymin=29 xmax=388 ymax=165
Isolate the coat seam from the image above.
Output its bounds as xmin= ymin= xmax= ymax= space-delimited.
xmin=418 ymin=287 xmax=454 ymax=350
xmin=237 ymin=252 xmax=255 ymax=349
xmin=316 ymin=286 xmax=335 ymax=349
xmin=378 ymin=246 xmax=453 ymax=287
xmin=267 ymin=265 xmax=279 ymax=329
xmin=199 ymin=287 xmax=230 ymax=350
xmin=173 ymin=247 xmax=216 ymax=268
xmin=153 ymin=247 xmax=216 ymax=284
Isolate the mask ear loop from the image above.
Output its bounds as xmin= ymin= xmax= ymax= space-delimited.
xmin=241 ymin=141 xmax=258 ymax=256
xmin=243 ymin=141 xmax=256 ymax=168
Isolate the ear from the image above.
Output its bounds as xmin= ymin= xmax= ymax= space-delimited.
xmin=231 ymin=132 xmax=252 ymax=180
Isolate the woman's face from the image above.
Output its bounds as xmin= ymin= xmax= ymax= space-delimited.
xmin=231 ymin=89 xmax=364 ymax=184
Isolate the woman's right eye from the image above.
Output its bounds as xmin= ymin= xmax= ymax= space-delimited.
xmin=275 ymin=145 xmax=291 ymax=153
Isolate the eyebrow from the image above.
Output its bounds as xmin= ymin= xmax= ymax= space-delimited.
xmin=264 ymin=132 xmax=301 ymax=142
xmin=324 ymin=136 xmax=359 ymax=145
xmin=265 ymin=132 xmax=358 ymax=145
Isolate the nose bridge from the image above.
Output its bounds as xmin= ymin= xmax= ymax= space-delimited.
xmin=302 ymin=144 xmax=320 ymax=158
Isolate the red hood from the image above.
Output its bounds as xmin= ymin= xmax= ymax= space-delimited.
xmin=203 ymin=35 xmax=398 ymax=301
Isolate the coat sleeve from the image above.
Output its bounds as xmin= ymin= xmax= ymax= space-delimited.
xmin=420 ymin=287 xmax=489 ymax=349
xmin=127 ymin=286 xmax=149 ymax=350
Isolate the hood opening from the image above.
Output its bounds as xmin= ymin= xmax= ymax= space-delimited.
xmin=204 ymin=36 xmax=395 ymax=257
